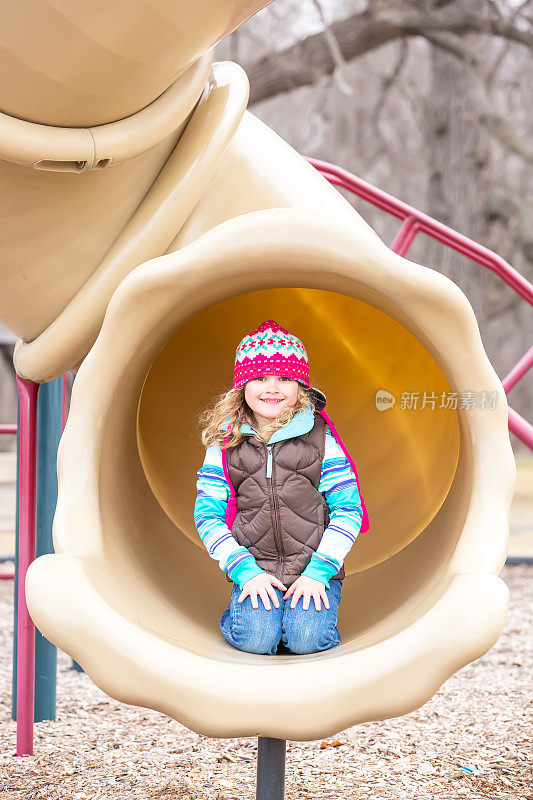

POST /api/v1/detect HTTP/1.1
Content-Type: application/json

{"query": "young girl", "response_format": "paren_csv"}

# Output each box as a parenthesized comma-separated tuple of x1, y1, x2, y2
(194, 319, 369, 655)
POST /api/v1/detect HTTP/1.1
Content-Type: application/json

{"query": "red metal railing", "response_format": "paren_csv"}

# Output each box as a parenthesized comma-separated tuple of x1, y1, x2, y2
(309, 157, 533, 450)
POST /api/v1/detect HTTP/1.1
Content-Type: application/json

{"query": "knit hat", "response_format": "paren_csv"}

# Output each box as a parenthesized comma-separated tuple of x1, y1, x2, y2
(233, 320, 327, 411)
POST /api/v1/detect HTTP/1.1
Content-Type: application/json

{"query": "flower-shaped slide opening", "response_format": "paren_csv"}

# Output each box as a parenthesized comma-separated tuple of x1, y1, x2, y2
(25, 210, 514, 740)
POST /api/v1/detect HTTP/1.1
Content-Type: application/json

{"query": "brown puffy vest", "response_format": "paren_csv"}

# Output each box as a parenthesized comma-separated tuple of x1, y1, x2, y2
(225, 412, 345, 586)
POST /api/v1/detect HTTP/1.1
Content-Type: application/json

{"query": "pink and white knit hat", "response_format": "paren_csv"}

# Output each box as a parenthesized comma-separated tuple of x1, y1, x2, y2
(233, 320, 327, 410)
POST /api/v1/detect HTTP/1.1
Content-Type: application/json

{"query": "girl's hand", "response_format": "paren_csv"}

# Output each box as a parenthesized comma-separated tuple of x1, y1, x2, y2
(239, 573, 287, 610)
(283, 575, 330, 611)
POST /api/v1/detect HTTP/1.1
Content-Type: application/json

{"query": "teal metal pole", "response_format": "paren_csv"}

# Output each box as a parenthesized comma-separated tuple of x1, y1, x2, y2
(61, 372, 85, 675)
(34, 378, 62, 720)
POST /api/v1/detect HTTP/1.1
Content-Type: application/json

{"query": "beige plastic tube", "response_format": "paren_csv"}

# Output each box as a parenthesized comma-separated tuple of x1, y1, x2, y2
(0, 0, 272, 126)
(25, 208, 515, 740)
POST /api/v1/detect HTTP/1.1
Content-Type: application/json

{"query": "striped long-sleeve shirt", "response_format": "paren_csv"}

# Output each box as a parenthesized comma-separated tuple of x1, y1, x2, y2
(194, 414, 363, 590)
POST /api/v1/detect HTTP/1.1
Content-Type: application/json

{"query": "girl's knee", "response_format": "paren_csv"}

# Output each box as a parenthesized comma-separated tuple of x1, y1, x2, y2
(221, 602, 282, 654)
(224, 624, 280, 654)
(284, 622, 342, 654)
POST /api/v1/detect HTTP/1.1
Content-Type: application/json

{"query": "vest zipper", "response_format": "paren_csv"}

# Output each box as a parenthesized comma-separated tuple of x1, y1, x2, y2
(266, 442, 284, 578)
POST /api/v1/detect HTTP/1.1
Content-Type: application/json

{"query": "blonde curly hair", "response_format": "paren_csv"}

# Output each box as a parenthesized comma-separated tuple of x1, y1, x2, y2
(198, 381, 317, 450)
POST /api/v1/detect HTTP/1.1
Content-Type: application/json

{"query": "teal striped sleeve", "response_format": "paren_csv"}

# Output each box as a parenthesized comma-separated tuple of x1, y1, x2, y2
(194, 443, 266, 590)
(300, 426, 363, 588)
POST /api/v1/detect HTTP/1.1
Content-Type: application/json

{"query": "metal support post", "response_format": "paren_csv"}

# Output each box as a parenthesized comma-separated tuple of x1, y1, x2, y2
(256, 737, 286, 800)
(13, 377, 40, 755)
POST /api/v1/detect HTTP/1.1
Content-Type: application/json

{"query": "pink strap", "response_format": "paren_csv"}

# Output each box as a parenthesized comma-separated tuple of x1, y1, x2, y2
(221, 432, 232, 485)
(222, 432, 238, 528)
(318, 410, 370, 533)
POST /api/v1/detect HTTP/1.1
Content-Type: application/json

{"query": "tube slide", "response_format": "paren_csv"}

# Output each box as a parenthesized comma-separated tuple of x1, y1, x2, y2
(25, 209, 515, 740)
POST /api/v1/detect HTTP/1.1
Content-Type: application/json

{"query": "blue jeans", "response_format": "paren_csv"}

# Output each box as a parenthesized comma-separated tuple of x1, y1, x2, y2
(220, 579, 343, 655)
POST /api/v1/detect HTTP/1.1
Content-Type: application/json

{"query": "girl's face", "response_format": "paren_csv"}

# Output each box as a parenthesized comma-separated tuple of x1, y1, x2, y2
(244, 375, 299, 425)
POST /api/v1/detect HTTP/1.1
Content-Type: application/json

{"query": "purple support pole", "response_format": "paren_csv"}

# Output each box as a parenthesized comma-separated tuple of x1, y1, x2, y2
(15, 376, 40, 756)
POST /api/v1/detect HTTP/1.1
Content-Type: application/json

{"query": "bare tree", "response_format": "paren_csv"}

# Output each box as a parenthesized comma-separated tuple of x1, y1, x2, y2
(242, 0, 533, 161)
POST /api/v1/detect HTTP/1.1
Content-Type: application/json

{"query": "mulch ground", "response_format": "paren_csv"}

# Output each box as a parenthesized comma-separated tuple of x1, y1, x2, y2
(0, 564, 531, 799)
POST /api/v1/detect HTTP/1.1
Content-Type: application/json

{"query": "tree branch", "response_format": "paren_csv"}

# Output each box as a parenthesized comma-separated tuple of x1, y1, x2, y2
(311, 0, 354, 96)
(246, 5, 533, 105)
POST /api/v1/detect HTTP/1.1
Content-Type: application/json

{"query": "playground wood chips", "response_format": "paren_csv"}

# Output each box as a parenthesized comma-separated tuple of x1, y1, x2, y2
(1, 565, 531, 799)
